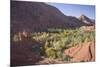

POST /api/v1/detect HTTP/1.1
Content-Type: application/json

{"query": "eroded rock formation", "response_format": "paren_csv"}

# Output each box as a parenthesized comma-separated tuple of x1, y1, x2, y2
(64, 42, 95, 62)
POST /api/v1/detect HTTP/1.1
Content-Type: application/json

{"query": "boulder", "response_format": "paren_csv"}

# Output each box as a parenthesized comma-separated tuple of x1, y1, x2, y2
(64, 42, 95, 62)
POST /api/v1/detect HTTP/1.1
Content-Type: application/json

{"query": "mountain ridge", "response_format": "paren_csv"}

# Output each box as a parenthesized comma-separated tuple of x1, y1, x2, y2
(79, 14, 95, 25)
(11, 1, 94, 35)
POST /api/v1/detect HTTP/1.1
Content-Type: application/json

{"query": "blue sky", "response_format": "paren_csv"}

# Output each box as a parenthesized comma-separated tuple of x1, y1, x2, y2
(47, 3, 95, 19)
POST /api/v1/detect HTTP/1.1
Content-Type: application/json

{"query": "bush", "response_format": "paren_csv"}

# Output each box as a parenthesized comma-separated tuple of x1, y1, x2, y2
(45, 48, 57, 59)
(31, 28, 95, 60)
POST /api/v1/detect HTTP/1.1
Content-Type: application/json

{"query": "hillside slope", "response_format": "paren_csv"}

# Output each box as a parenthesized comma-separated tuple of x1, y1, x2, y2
(11, 1, 89, 34)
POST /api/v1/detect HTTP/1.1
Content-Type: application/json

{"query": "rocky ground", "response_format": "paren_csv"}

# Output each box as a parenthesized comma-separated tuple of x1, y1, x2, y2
(64, 41, 95, 62)
(35, 41, 95, 64)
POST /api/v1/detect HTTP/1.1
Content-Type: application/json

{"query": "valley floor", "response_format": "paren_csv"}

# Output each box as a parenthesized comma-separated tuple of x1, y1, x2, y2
(11, 26, 95, 66)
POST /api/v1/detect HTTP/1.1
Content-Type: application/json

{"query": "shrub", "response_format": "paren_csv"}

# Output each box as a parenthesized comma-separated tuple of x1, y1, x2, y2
(31, 28, 95, 61)
(45, 48, 57, 59)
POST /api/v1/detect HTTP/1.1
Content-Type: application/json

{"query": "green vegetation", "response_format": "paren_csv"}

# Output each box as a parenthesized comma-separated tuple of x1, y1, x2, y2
(12, 27, 95, 62)
(32, 28, 95, 61)
(12, 28, 95, 61)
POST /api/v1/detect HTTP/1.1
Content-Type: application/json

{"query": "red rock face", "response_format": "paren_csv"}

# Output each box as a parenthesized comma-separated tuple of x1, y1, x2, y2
(64, 42, 95, 62)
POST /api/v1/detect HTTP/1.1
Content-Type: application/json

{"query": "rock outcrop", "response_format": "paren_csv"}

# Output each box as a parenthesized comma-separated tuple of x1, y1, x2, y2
(64, 42, 95, 62)
(79, 15, 95, 25)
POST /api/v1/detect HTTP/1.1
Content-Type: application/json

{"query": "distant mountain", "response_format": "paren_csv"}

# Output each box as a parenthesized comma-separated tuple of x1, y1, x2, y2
(79, 15, 95, 25)
(11, 1, 93, 35)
